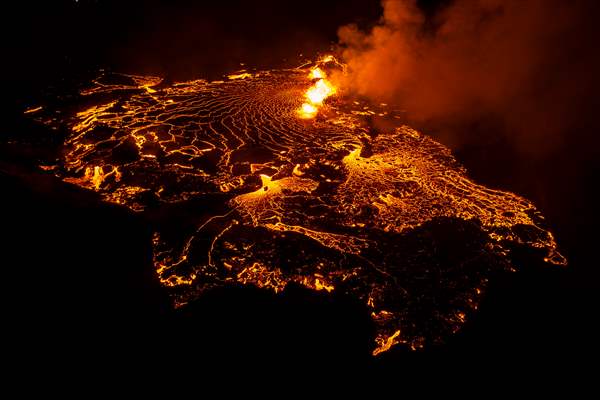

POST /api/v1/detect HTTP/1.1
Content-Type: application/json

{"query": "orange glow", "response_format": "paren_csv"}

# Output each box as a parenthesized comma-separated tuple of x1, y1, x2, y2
(299, 103, 318, 118)
(306, 79, 336, 105)
(298, 58, 338, 119)
(90, 166, 104, 189)
(373, 330, 402, 356)
(309, 67, 324, 80)
(227, 72, 253, 80)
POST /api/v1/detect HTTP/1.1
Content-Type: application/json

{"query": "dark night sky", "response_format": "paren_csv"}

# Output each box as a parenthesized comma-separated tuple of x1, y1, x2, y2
(5, 0, 382, 97)
(2, 0, 599, 377)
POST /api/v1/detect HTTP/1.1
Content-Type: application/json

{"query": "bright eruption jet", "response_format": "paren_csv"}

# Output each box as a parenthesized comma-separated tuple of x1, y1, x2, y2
(298, 57, 338, 118)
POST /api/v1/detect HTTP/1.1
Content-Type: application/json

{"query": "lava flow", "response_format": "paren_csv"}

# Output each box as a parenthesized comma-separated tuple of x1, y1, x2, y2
(25, 56, 566, 355)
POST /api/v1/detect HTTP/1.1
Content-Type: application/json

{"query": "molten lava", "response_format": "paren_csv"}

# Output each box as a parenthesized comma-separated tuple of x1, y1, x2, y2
(298, 57, 338, 118)
(300, 103, 318, 116)
(25, 55, 566, 356)
(309, 67, 325, 80)
(306, 79, 336, 105)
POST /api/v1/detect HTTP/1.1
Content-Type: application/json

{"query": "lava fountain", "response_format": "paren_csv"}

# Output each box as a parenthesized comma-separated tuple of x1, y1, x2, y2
(298, 56, 339, 118)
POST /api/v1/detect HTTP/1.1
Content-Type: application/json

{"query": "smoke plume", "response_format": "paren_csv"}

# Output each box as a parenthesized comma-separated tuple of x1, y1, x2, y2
(335, 0, 600, 157)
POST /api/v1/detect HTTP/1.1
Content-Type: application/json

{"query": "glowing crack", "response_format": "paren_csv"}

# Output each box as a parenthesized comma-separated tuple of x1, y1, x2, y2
(28, 57, 566, 355)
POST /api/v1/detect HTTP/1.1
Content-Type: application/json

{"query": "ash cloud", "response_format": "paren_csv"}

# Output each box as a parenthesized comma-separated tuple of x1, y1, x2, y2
(335, 0, 600, 157)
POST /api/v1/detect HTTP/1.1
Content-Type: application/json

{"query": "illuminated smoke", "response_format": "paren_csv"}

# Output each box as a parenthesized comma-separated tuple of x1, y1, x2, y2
(335, 0, 600, 156)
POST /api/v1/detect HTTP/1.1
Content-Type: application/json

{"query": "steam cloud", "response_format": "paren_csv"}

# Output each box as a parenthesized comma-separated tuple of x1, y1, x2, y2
(335, 0, 600, 157)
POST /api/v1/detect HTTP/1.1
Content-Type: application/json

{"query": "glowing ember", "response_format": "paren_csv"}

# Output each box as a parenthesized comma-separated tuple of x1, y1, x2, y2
(26, 56, 566, 356)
